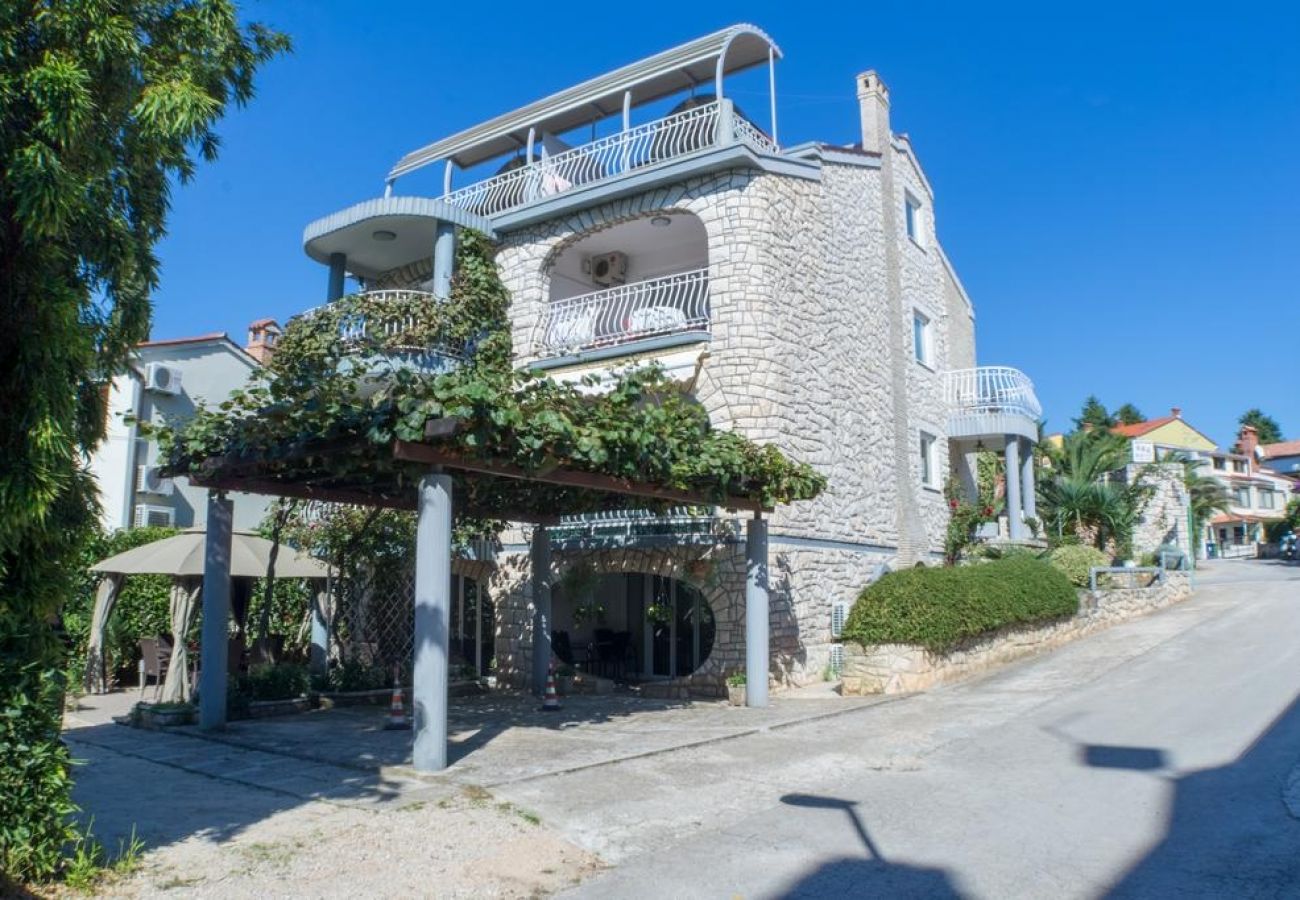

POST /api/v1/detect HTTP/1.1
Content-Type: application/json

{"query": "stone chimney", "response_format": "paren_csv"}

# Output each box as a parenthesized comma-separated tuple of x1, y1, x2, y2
(1238, 425, 1259, 471)
(857, 70, 890, 154)
(1171, 407, 1182, 419)
(245, 318, 281, 365)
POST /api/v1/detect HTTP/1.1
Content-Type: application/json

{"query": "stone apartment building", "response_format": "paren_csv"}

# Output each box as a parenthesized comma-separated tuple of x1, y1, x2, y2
(296, 25, 1042, 694)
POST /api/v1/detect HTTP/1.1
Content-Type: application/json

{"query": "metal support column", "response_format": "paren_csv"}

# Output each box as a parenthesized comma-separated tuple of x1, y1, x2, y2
(198, 493, 234, 730)
(745, 514, 769, 708)
(412, 472, 453, 772)
(1005, 437, 1024, 541)
(327, 252, 347, 302)
(432, 221, 456, 302)
(530, 527, 552, 696)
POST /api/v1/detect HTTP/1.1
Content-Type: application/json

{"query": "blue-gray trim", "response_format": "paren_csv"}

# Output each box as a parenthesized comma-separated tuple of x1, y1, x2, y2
(490, 143, 819, 232)
(303, 196, 498, 259)
(785, 142, 884, 170)
(524, 332, 710, 372)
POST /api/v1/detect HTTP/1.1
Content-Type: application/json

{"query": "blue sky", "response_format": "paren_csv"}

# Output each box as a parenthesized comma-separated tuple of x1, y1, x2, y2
(152, 1, 1299, 449)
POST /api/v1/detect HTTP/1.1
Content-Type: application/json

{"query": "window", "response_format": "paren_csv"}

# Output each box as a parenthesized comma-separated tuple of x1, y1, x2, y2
(913, 310, 932, 366)
(1233, 486, 1250, 507)
(919, 432, 938, 488)
(1212, 457, 1226, 470)
(1259, 490, 1276, 510)
(904, 194, 921, 242)
(1232, 459, 1248, 473)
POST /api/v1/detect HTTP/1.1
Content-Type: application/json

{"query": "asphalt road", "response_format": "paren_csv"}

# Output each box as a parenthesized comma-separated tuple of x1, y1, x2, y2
(494, 560, 1300, 899)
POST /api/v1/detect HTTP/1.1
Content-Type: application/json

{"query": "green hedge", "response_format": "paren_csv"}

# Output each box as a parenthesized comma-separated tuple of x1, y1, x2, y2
(1047, 544, 1111, 587)
(842, 557, 1080, 653)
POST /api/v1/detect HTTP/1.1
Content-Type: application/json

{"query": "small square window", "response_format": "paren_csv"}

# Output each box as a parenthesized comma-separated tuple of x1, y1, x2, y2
(1233, 486, 1250, 507)
(905, 194, 921, 243)
(919, 432, 937, 488)
(913, 310, 931, 366)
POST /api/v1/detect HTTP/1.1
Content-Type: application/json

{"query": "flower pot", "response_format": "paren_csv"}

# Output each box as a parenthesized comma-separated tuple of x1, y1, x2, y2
(727, 684, 746, 706)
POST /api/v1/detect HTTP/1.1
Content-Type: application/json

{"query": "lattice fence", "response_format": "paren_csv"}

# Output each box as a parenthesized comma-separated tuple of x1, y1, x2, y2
(332, 561, 417, 669)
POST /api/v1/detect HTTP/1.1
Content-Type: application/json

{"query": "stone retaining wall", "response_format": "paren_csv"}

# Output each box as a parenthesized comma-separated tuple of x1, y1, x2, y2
(840, 572, 1191, 695)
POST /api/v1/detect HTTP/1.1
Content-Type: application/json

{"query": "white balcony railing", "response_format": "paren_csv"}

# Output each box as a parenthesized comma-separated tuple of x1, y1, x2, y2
(945, 366, 1042, 420)
(534, 268, 710, 357)
(443, 100, 777, 218)
(297, 290, 464, 380)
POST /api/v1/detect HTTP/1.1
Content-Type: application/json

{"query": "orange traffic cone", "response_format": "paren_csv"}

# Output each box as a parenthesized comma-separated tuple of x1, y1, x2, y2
(541, 665, 561, 712)
(384, 674, 411, 730)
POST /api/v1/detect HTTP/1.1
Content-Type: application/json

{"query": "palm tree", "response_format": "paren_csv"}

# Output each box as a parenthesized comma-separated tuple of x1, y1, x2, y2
(1039, 430, 1148, 553)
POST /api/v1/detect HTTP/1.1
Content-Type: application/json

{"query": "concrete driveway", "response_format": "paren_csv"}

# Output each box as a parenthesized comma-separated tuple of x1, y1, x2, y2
(487, 559, 1300, 898)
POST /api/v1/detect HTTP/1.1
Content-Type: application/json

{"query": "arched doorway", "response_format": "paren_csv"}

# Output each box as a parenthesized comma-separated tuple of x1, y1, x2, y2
(553, 571, 715, 680)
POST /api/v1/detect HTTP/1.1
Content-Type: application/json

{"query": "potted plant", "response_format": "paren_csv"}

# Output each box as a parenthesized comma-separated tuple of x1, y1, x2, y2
(726, 671, 746, 706)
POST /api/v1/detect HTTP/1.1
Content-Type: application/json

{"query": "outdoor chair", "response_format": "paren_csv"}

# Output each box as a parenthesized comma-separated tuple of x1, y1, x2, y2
(138, 636, 171, 698)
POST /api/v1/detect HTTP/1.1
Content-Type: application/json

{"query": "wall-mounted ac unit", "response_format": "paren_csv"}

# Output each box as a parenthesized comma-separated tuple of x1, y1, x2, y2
(584, 251, 628, 287)
(144, 362, 182, 395)
(830, 601, 849, 638)
(136, 465, 174, 496)
(133, 503, 174, 529)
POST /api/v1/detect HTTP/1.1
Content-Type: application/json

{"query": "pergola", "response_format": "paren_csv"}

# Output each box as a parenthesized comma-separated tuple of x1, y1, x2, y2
(188, 434, 776, 772)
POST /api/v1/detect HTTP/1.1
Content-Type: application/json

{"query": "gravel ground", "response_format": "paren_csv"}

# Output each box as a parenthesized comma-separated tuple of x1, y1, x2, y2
(97, 787, 603, 899)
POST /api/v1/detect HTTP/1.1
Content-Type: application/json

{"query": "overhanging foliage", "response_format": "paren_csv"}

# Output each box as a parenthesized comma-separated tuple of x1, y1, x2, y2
(160, 232, 826, 516)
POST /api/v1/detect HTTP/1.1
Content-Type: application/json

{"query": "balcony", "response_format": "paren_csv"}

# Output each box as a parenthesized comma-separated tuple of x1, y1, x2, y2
(945, 366, 1041, 443)
(295, 290, 464, 394)
(443, 101, 777, 220)
(533, 268, 710, 361)
(547, 506, 737, 549)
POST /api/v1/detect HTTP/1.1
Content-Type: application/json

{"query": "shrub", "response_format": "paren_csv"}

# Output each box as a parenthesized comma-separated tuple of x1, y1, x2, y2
(842, 557, 1079, 653)
(1047, 545, 1111, 587)
(238, 663, 310, 701)
(317, 659, 392, 693)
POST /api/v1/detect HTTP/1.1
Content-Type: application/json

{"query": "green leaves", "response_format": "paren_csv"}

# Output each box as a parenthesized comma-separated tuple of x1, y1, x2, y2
(162, 233, 825, 518)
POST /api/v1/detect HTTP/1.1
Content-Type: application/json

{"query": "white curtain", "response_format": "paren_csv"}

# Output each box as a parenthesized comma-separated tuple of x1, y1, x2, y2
(159, 577, 202, 703)
(84, 574, 123, 694)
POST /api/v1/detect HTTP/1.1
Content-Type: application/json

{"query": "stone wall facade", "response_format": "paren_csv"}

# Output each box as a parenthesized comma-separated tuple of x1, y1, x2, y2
(476, 144, 971, 690)
(840, 572, 1192, 695)
(1127, 462, 1193, 559)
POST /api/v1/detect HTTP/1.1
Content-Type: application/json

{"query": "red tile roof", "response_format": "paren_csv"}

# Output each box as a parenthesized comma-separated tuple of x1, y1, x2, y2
(1261, 439, 1300, 458)
(1111, 416, 1177, 438)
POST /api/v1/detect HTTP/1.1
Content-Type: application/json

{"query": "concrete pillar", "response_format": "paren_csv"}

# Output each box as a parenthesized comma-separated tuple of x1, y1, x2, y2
(1004, 437, 1024, 541)
(1020, 438, 1037, 522)
(957, 449, 980, 503)
(327, 252, 347, 302)
(745, 515, 769, 708)
(309, 581, 329, 676)
(412, 472, 453, 772)
(198, 493, 234, 730)
(432, 221, 456, 301)
(530, 527, 552, 696)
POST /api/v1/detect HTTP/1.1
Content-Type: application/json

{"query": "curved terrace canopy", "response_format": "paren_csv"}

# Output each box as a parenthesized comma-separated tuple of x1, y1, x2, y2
(388, 23, 781, 180)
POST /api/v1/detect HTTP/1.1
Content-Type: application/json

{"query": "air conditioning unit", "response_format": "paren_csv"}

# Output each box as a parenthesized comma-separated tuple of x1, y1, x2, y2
(133, 503, 174, 529)
(584, 251, 628, 287)
(144, 362, 182, 395)
(136, 465, 174, 496)
(830, 601, 849, 638)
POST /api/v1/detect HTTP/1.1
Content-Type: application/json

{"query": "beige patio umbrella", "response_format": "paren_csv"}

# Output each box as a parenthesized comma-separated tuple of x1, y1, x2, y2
(87, 530, 330, 701)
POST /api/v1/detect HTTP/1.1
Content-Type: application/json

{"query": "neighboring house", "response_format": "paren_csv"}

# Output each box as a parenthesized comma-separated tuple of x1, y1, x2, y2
(89, 323, 278, 534)
(1110, 411, 1290, 558)
(292, 25, 1041, 691)
(1259, 439, 1300, 481)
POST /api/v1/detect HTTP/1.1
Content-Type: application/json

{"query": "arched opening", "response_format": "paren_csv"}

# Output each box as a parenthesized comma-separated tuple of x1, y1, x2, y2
(537, 212, 710, 357)
(552, 571, 715, 680)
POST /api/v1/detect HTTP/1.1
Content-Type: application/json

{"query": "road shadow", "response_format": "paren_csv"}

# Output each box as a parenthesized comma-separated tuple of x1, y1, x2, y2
(1102, 694, 1300, 896)
(774, 794, 963, 898)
